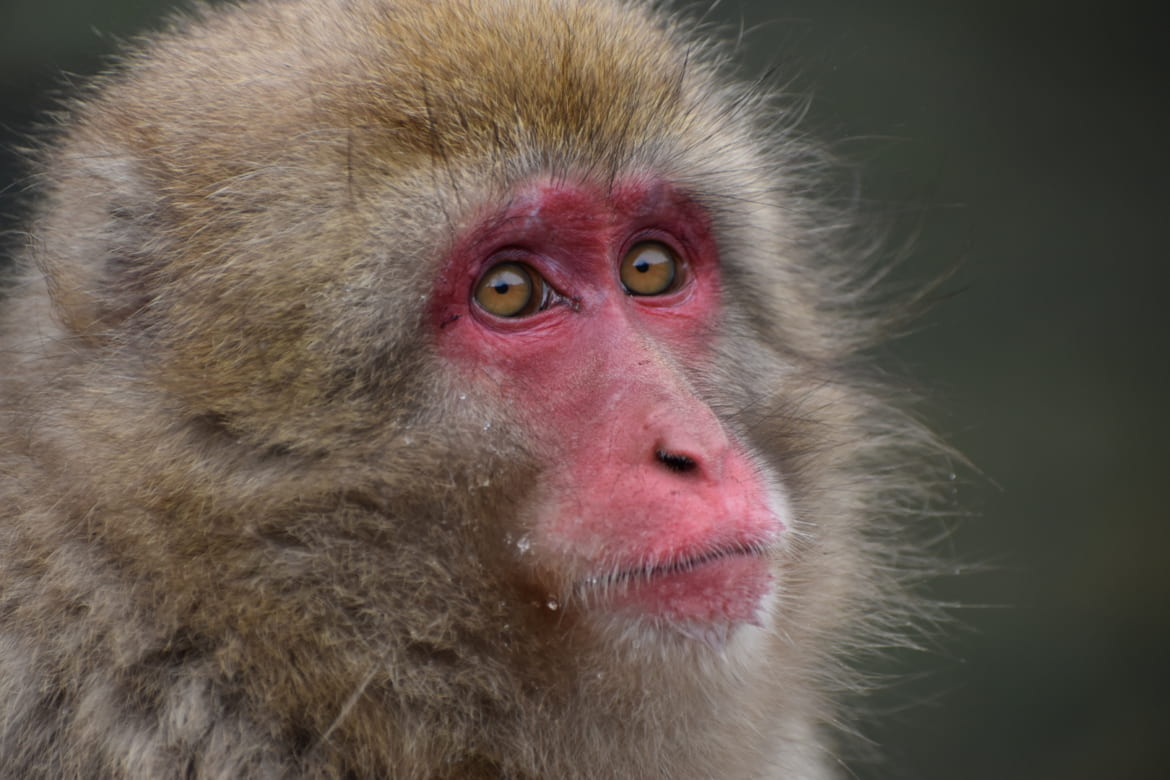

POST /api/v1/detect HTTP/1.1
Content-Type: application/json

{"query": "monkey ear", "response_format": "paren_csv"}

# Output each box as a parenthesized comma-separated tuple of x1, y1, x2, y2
(33, 138, 161, 340)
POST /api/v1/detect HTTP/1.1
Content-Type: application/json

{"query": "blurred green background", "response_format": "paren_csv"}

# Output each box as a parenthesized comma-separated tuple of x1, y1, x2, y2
(2, 1, 1166, 777)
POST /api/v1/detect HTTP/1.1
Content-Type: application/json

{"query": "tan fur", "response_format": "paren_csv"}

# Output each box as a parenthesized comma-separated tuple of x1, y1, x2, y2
(0, 1, 941, 777)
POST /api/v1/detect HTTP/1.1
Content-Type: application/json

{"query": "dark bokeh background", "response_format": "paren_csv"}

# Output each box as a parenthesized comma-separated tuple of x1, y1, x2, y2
(2, 1, 1166, 777)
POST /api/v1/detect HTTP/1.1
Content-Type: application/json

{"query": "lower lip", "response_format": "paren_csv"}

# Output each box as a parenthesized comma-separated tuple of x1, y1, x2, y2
(606, 553, 773, 625)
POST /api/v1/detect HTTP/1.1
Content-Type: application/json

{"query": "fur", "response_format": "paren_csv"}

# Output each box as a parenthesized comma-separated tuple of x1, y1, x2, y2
(0, 1, 943, 777)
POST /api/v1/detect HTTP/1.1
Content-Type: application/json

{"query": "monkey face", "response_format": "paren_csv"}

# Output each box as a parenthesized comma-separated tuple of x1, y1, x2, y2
(430, 176, 790, 636)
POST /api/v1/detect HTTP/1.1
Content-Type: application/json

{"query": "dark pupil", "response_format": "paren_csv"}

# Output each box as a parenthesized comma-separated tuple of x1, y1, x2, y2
(491, 280, 512, 294)
(634, 258, 651, 273)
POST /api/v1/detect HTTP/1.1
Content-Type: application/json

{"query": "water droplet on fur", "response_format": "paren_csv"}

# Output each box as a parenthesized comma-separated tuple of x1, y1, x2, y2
(515, 536, 531, 554)
(546, 598, 559, 611)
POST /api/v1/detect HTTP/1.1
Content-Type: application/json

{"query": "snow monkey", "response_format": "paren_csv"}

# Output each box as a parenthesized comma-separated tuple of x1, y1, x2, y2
(0, 0, 943, 777)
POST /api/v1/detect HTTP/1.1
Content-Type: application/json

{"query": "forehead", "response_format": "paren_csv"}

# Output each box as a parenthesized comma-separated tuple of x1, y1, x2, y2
(318, 0, 714, 171)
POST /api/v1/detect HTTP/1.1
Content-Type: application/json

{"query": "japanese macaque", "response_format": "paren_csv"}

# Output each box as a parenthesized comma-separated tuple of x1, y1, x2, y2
(0, 0, 941, 777)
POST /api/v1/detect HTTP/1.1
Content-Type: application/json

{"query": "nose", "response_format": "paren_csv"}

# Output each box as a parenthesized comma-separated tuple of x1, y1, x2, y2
(624, 384, 732, 485)
(656, 448, 698, 474)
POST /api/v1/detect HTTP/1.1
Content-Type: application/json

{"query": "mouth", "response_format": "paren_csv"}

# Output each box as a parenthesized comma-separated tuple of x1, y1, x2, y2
(576, 541, 774, 626)
(583, 541, 765, 586)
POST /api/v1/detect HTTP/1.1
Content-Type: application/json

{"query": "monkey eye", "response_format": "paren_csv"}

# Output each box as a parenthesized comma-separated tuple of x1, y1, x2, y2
(473, 261, 551, 318)
(619, 241, 679, 296)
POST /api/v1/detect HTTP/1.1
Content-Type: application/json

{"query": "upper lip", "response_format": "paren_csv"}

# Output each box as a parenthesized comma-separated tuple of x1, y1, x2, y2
(577, 539, 767, 593)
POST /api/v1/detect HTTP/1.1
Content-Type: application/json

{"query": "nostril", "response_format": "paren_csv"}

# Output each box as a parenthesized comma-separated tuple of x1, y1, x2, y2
(656, 449, 697, 474)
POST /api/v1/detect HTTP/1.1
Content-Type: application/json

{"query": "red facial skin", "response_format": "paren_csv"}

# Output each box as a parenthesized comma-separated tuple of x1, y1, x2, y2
(433, 176, 785, 630)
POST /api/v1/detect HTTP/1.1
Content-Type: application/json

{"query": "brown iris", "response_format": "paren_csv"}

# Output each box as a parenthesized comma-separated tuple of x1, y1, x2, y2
(474, 262, 549, 317)
(620, 241, 678, 296)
